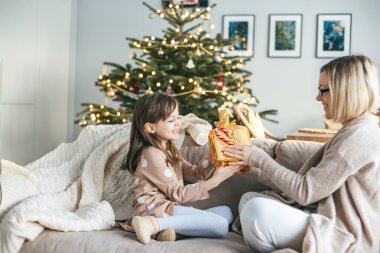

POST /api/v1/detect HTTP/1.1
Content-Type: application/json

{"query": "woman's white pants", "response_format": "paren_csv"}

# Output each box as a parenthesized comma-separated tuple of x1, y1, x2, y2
(239, 192, 310, 253)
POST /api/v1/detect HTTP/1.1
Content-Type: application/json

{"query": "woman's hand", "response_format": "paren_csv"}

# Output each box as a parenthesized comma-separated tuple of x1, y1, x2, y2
(204, 165, 241, 191)
(222, 144, 257, 166)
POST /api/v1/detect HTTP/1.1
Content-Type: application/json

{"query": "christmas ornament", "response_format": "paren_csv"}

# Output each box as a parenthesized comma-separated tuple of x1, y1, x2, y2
(237, 75, 244, 84)
(134, 82, 141, 89)
(215, 53, 224, 62)
(149, 13, 155, 19)
(217, 68, 223, 89)
(194, 85, 203, 95)
(145, 87, 154, 94)
(186, 58, 195, 69)
(166, 85, 173, 94)
(139, 83, 146, 95)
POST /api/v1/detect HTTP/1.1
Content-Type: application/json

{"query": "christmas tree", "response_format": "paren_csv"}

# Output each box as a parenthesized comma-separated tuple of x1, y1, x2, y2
(76, 1, 277, 127)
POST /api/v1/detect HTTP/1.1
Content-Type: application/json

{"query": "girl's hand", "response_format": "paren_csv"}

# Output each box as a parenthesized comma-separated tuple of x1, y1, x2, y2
(223, 144, 257, 166)
(204, 165, 241, 191)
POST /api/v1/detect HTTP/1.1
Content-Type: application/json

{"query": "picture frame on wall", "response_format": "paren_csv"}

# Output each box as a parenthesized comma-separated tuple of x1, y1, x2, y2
(162, 0, 208, 8)
(268, 14, 303, 58)
(222, 15, 255, 57)
(316, 14, 352, 58)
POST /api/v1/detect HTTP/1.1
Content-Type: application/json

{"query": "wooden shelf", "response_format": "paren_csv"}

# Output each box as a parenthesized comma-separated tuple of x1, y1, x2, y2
(287, 132, 334, 143)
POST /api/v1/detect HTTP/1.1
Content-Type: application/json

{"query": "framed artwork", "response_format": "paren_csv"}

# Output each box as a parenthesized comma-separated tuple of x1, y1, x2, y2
(316, 14, 352, 58)
(268, 14, 303, 58)
(162, 0, 208, 8)
(222, 15, 255, 57)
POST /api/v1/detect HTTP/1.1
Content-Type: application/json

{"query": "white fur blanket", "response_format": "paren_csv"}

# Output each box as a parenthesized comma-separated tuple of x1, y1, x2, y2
(0, 114, 211, 253)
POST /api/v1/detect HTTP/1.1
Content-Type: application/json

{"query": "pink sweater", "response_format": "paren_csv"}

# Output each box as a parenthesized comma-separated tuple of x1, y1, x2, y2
(132, 146, 214, 218)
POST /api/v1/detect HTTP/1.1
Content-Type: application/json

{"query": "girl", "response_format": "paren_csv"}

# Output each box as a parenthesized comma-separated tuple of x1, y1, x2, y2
(122, 92, 240, 244)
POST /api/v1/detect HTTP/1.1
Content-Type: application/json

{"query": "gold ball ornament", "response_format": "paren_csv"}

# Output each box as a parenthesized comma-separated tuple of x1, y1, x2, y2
(237, 75, 244, 83)
(106, 89, 116, 98)
(149, 13, 155, 19)
(194, 86, 203, 95)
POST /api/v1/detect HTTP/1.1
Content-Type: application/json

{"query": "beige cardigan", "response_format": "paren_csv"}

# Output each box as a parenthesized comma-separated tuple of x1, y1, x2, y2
(249, 114, 380, 253)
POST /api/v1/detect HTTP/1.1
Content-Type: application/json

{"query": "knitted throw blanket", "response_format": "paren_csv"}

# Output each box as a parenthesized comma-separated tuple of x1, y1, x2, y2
(0, 114, 211, 253)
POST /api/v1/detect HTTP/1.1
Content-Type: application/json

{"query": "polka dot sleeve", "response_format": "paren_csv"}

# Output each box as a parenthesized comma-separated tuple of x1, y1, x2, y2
(138, 147, 209, 204)
(181, 157, 214, 183)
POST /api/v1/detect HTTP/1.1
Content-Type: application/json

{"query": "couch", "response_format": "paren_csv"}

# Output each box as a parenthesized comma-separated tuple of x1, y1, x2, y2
(18, 136, 323, 253)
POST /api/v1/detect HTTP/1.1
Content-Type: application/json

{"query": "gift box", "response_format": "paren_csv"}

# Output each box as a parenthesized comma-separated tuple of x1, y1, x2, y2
(209, 110, 251, 167)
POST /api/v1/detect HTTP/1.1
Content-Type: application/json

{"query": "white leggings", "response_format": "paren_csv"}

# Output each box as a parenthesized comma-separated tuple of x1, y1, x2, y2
(156, 205, 233, 237)
(239, 192, 310, 253)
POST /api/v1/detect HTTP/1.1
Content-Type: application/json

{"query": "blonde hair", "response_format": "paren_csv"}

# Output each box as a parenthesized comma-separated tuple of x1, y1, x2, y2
(321, 55, 379, 123)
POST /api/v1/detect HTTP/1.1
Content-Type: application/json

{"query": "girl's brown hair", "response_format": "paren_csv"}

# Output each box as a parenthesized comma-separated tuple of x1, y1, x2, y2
(121, 92, 182, 173)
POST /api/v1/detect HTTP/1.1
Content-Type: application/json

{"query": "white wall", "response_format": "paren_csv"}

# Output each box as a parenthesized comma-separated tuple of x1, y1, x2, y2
(0, 0, 76, 165)
(74, 0, 380, 138)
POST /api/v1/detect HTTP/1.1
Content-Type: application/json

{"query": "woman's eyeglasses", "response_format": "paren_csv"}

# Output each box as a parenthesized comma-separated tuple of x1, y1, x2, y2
(318, 87, 330, 96)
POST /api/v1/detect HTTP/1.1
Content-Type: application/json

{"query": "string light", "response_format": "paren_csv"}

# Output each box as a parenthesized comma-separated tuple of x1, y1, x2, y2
(78, 2, 260, 127)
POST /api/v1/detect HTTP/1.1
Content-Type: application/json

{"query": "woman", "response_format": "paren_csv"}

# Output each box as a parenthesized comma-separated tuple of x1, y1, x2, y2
(223, 55, 380, 252)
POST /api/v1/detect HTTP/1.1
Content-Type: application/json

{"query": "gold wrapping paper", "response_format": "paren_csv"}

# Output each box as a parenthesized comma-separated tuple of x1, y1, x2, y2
(209, 110, 251, 167)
